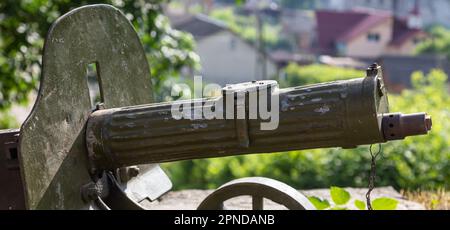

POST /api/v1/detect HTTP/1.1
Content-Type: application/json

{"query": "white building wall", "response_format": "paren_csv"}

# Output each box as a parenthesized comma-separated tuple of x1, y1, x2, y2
(195, 31, 278, 86)
(318, 0, 450, 28)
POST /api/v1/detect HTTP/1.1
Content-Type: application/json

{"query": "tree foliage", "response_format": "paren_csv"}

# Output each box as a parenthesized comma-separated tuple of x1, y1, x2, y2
(308, 186, 398, 210)
(0, 0, 199, 114)
(209, 7, 292, 51)
(281, 64, 364, 87)
(416, 25, 450, 59)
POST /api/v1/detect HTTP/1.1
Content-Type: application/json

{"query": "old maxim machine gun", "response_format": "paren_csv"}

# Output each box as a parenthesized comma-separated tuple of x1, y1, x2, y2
(0, 5, 432, 210)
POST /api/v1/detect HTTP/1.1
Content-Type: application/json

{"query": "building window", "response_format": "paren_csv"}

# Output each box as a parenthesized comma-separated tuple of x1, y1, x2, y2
(336, 42, 347, 56)
(367, 33, 381, 42)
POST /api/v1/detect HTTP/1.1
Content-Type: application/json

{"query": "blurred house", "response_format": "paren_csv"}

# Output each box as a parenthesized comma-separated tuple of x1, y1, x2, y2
(315, 54, 450, 93)
(173, 14, 278, 86)
(316, 7, 427, 58)
(318, 0, 450, 28)
(318, 0, 403, 12)
(376, 55, 450, 93)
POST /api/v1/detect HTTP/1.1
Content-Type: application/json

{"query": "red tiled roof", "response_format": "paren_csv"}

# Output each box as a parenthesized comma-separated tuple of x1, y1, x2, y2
(316, 9, 425, 54)
(316, 10, 390, 54)
(337, 13, 391, 42)
(389, 18, 425, 46)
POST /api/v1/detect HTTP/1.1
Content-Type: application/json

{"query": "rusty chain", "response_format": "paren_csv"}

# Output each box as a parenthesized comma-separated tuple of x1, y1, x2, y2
(366, 143, 382, 210)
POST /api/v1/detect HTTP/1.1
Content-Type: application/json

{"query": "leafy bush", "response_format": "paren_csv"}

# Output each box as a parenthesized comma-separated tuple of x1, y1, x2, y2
(163, 65, 450, 191)
(0, 110, 18, 129)
(308, 186, 398, 210)
(416, 25, 450, 59)
(281, 64, 364, 87)
(209, 7, 291, 51)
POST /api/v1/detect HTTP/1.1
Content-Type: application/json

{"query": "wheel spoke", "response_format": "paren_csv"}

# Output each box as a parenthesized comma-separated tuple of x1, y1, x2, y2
(197, 177, 315, 210)
(252, 195, 264, 210)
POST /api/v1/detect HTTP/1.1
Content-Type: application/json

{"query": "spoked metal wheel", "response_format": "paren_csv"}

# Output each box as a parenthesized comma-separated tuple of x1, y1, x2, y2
(197, 177, 315, 210)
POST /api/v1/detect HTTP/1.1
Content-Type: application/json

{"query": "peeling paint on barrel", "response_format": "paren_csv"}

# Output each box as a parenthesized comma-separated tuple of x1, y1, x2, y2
(314, 105, 330, 115)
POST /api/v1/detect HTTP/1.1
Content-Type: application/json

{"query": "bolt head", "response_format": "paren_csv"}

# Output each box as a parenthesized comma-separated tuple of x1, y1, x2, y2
(369, 62, 379, 69)
(366, 63, 380, 77)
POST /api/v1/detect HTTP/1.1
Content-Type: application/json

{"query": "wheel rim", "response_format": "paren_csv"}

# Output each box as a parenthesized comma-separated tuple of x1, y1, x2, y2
(197, 177, 315, 210)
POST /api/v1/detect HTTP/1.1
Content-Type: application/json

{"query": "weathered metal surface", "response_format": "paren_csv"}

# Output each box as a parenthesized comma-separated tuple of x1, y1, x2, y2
(87, 74, 392, 169)
(18, 4, 170, 209)
(80, 173, 109, 204)
(0, 129, 25, 209)
(99, 173, 146, 210)
(197, 177, 316, 210)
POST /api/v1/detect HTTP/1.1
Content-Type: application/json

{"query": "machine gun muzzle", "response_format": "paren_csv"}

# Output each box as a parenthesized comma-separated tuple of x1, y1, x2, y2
(86, 65, 431, 171)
